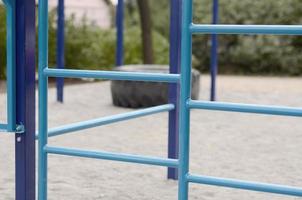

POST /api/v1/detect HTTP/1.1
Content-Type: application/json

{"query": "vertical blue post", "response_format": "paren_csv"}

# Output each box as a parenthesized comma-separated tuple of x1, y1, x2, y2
(38, 0, 49, 199)
(115, 0, 124, 66)
(56, 0, 64, 102)
(178, 0, 192, 198)
(168, 0, 181, 180)
(15, 0, 36, 199)
(210, 0, 219, 101)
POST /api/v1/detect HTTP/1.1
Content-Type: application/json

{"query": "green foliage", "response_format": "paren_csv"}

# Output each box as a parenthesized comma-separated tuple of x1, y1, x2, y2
(125, 0, 302, 75)
(192, 0, 302, 75)
(2, 1, 302, 78)
(48, 10, 169, 71)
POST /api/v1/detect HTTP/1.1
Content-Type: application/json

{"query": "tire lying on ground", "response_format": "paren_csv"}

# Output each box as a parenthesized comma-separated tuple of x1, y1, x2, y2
(111, 65, 200, 108)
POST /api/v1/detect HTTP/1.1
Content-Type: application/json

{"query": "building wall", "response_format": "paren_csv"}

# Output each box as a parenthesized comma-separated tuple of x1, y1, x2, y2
(48, 0, 111, 28)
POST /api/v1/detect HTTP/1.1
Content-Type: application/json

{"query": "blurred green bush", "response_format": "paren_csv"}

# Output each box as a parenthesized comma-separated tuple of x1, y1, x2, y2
(192, 0, 302, 75)
(0, 8, 169, 79)
(48, 10, 169, 70)
(1, 1, 302, 79)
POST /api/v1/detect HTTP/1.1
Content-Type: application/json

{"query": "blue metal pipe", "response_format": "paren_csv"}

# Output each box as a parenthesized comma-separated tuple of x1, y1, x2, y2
(56, 0, 65, 103)
(3, 0, 16, 132)
(39, 104, 174, 138)
(168, 0, 182, 180)
(190, 24, 302, 35)
(188, 100, 302, 117)
(15, 0, 36, 198)
(210, 0, 218, 101)
(178, 0, 193, 198)
(187, 174, 302, 197)
(44, 146, 179, 168)
(0, 123, 8, 131)
(115, 0, 124, 66)
(44, 68, 180, 83)
(38, 0, 49, 199)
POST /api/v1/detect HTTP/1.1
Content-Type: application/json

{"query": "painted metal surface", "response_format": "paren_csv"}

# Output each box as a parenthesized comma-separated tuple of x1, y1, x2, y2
(168, 0, 181, 180)
(45, 146, 179, 168)
(178, 0, 192, 198)
(38, 0, 49, 199)
(190, 24, 302, 35)
(56, 0, 64, 102)
(44, 68, 180, 82)
(2, 0, 16, 132)
(210, 0, 218, 101)
(15, 0, 36, 199)
(45, 104, 174, 138)
(189, 100, 302, 117)
(115, 0, 124, 66)
(187, 174, 302, 197)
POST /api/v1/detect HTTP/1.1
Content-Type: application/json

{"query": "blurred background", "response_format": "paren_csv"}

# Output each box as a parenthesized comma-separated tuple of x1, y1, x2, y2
(1, 0, 302, 79)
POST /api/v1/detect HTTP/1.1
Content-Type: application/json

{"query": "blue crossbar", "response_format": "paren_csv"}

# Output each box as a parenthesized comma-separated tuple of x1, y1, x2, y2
(44, 146, 179, 168)
(0, 123, 8, 131)
(187, 174, 302, 197)
(189, 100, 302, 117)
(190, 24, 302, 35)
(42, 104, 174, 138)
(44, 68, 180, 83)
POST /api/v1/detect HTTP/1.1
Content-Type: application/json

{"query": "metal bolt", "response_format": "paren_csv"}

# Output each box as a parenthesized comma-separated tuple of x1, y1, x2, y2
(16, 137, 22, 142)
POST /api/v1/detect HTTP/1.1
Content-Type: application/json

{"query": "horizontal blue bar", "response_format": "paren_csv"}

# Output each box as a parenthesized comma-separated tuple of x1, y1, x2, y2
(36, 104, 174, 139)
(44, 68, 180, 83)
(0, 123, 8, 131)
(0, 123, 24, 133)
(190, 24, 302, 35)
(44, 146, 179, 168)
(189, 100, 302, 117)
(187, 174, 302, 197)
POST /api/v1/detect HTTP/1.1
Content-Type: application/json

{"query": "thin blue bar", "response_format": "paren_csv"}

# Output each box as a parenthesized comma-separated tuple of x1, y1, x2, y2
(44, 146, 179, 168)
(190, 24, 302, 35)
(56, 0, 65, 103)
(178, 0, 193, 198)
(44, 68, 180, 83)
(3, 0, 16, 132)
(210, 0, 218, 101)
(0, 123, 8, 131)
(189, 100, 302, 117)
(187, 174, 302, 197)
(115, 0, 124, 66)
(38, 0, 49, 199)
(43, 104, 174, 138)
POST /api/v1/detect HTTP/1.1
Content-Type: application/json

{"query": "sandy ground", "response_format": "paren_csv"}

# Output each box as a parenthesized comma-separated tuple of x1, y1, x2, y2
(1, 75, 302, 200)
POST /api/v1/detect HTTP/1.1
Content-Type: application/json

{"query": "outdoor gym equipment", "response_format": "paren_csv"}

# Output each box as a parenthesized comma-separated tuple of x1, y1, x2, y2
(2, 0, 302, 199)
(38, 0, 302, 199)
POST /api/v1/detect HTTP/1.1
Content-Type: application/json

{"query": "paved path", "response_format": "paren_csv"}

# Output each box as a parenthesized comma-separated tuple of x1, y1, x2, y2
(0, 75, 302, 200)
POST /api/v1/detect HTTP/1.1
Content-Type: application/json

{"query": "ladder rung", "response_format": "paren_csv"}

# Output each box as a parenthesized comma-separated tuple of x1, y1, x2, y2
(37, 104, 174, 138)
(188, 100, 302, 117)
(44, 68, 180, 83)
(0, 123, 25, 133)
(187, 174, 302, 197)
(44, 146, 179, 168)
(190, 24, 302, 35)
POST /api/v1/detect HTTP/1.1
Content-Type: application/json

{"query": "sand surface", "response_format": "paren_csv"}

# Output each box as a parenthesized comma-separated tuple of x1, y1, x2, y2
(0, 75, 302, 200)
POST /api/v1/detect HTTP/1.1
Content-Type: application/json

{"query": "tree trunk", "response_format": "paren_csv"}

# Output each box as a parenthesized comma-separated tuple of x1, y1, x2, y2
(136, 0, 154, 64)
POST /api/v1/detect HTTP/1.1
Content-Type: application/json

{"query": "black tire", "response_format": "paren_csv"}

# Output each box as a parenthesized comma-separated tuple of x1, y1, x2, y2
(111, 65, 200, 108)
